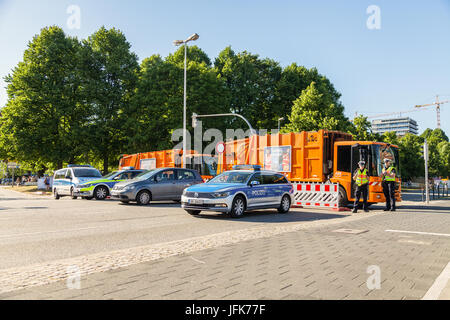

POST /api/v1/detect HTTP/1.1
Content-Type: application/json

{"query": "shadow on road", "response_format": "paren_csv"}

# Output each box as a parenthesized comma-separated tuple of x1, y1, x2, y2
(191, 210, 348, 224)
(117, 201, 180, 208)
(397, 205, 450, 212)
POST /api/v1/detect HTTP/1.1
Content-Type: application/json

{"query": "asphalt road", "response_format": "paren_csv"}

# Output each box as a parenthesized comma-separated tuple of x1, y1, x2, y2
(0, 187, 449, 300)
(0, 187, 354, 270)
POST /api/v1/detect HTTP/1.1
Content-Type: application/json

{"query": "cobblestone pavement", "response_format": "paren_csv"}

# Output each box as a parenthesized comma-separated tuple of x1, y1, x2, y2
(2, 207, 450, 300)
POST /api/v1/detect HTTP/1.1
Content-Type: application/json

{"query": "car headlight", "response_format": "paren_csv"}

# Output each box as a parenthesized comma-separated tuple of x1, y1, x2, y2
(124, 185, 136, 191)
(213, 192, 230, 198)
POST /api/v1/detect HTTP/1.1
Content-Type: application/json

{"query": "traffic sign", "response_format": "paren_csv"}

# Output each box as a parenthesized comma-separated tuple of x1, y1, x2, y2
(7, 162, 20, 169)
(216, 142, 225, 154)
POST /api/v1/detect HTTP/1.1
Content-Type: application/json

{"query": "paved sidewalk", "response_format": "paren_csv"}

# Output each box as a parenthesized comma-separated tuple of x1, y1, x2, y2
(2, 209, 449, 300)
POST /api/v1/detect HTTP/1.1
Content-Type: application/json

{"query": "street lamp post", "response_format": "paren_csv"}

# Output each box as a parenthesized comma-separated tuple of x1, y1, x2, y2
(173, 33, 200, 168)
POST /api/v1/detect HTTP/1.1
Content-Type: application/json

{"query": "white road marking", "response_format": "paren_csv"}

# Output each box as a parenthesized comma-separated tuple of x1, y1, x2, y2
(0, 227, 102, 239)
(422, 262, 450, 300)
(386, 230, 450, 238)
(190, 257, 206, 264)
(398, 239, 432, 245)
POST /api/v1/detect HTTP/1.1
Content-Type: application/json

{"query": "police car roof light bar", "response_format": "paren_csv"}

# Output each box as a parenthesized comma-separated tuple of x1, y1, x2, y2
(67, 164, 93, 168)
(232, 165, 262, 171)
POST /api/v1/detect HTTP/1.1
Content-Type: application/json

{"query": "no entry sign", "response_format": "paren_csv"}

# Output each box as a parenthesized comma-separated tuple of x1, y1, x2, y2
(216, 142, 225, 154)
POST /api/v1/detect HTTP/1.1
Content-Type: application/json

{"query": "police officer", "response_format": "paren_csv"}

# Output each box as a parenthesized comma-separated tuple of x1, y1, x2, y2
(381, 158, 396, 211)
(352, 160, 370, 213)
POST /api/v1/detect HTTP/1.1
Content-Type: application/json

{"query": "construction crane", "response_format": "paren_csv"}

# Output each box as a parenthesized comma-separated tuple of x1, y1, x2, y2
(415, 95, 449, 129)
(363, 109, 420, 120)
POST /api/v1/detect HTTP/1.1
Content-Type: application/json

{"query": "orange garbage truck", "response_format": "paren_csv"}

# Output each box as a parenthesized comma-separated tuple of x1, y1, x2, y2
(217, 130, 401, 206)
(119, 149, 217, 181)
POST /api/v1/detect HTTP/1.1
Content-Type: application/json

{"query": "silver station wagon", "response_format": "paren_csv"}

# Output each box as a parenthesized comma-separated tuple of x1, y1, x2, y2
(110, 168, 204, 205)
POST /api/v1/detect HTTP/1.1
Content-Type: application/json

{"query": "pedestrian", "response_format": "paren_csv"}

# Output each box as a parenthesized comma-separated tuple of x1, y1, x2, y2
(381, 158, 397, 212)
(352, 160, 370, 213)
(44, 175, 50, 192)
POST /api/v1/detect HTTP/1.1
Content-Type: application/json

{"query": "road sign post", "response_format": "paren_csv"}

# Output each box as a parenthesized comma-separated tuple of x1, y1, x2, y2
(7, 163, 20, 187)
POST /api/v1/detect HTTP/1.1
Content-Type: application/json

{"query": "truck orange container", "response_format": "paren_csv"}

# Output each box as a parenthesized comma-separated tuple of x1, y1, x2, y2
(119, 130, 401, 206)
(217, 130, 401, 206)
(119, 150, 217, 181)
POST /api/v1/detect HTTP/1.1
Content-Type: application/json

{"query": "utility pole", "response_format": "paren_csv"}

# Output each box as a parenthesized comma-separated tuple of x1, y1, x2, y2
(424, 139, 430, 204)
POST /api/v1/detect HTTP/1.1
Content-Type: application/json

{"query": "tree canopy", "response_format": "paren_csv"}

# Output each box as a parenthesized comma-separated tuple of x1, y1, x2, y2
(1, 26, 448, 180)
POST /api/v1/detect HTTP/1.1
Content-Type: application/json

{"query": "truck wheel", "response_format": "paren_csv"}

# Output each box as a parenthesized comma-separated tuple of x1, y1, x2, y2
(186, 210, 201, 215)
(54, 189, 60, 200)
(136, 190, 151, 205)
(338, 186, 348, 207)
(278, 195, 291, 214)
(94, 186, 108, 200)
(230, 196, 246, 218)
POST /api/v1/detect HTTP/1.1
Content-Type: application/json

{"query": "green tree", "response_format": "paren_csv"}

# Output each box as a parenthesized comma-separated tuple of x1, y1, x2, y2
(166, 45, 211, 66)
(81, 27, 139, 173)
(382, 131, 400, 146)
(420, 128, 449, 177)
(215, 47, 282, 129)
(127, 47, 230, 153)
(272, 63, 312, 122)
(351, 115, 375, 141)
(283, 82, 350, 132)
(0, 26, 86, 170)
(398, 133, 424, 180)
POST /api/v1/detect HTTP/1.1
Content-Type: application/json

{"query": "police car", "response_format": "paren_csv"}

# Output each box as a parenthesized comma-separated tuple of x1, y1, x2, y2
(73, 167, 146, 200)
(53, 165, 103, 200)
(181, 165, 294, 218)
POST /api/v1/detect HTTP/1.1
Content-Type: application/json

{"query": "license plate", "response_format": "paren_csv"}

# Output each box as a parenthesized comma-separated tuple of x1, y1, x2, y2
(189, 199, 203, 205)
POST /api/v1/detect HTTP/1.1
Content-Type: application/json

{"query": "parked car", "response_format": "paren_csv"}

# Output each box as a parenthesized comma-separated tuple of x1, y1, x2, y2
(111, 167, 204, 205)
(73, 167, 147, 200)
(53, 165, 102, 199)
(181, 165, 294, 218)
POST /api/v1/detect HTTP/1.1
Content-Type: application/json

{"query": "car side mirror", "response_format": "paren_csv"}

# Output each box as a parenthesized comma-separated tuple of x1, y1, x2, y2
(65, 175, 72, 180)
(250, 181, 260, 186)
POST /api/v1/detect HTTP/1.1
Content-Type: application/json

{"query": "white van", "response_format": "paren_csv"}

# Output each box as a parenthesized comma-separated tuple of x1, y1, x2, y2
(53, 165, 102, 199)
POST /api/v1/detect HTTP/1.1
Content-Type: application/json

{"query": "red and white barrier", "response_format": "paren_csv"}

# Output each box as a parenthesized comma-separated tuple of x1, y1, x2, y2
(292, 182, 339, 209)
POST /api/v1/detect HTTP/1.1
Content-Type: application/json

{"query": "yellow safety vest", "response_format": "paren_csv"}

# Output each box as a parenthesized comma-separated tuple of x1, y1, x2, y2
(356, 169, 369, 186)
(383, 166, 395, 182)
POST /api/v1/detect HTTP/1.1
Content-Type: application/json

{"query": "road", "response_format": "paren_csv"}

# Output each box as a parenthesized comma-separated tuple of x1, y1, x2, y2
(0, 187, 449, 300)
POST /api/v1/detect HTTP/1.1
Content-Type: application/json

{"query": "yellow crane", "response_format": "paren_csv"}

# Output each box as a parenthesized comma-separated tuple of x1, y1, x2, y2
(415, 95, 449, 129)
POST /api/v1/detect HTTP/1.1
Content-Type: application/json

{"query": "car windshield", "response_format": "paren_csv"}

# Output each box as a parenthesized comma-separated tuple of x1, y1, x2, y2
(102, 171, 119, 179)
(208, 171, 253, 184)
(73, 168, 102, 178)
(134, 169, 156, 180)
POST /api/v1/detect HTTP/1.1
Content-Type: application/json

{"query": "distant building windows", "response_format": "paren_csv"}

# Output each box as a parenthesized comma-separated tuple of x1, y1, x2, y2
(371, 117, 418, 137)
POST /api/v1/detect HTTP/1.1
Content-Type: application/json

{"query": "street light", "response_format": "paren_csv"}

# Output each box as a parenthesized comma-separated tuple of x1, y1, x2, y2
(278, 117, 285, 131)
(173, 33, 200, 168)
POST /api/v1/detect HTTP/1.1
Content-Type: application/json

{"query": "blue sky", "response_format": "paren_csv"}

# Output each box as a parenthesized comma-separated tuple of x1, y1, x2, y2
(1, 0, 450, 134)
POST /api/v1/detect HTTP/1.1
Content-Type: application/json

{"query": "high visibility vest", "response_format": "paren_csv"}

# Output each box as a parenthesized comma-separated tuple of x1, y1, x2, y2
(383, 166, 396, 182)
(356, 169, 369, 186)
